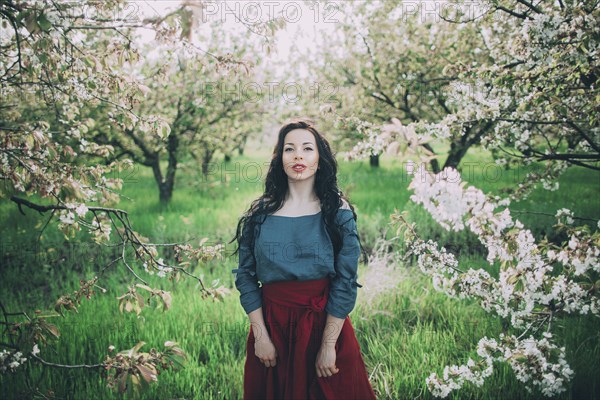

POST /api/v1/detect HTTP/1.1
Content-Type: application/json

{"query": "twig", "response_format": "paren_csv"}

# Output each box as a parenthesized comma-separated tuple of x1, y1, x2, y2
(30, 353, 106, 369)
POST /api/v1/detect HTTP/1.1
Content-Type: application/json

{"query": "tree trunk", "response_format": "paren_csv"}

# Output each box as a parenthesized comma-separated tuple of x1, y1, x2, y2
(442, 122, 493, 170)
(158, 181, 172, 204)
(151, 132, 180, 205)
(443, 141, 469, 170)
(422, 143, 441, 173)
(369, 153, 379, 167)
(237, 134, 249, 156)
(202, 148, 215, 177)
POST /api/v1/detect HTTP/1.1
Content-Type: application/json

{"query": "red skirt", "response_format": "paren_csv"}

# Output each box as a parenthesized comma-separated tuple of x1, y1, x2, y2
(243, 278, 377, 400)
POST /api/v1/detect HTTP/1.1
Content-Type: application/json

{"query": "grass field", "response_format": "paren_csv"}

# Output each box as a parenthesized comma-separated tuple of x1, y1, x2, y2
(1, 144, 599, 399)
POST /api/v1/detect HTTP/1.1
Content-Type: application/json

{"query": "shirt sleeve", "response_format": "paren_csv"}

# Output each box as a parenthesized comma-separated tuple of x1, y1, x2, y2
(231, 219, 262, 314)
(325, 213, 363, 319)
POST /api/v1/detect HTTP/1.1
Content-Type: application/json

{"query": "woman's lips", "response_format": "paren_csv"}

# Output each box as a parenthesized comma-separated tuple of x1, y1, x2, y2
(292, 165, 306, 172)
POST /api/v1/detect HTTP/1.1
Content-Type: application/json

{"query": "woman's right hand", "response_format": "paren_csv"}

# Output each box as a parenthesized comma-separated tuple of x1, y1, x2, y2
(254, 337, 278, 367)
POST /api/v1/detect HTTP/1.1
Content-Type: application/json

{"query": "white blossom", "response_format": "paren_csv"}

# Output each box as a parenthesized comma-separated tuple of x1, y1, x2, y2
(75, 203, 89, 217)
(59, 211, 76, 225)
(0, 349, 28, 373)
(404, 165, 598, 397)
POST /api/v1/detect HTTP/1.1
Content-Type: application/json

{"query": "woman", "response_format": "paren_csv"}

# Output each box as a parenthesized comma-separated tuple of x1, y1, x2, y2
(230, 118, 377, 399)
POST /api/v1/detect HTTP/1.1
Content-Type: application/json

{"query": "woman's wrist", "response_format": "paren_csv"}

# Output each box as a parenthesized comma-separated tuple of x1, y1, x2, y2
(250, 323, 270, 342)
(255, 332, 272, 343)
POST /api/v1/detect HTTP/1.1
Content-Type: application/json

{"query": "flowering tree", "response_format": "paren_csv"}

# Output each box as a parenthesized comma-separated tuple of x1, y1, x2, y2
(333, 0, 598, 199)
(318, 0, 599, 397)
(306, 0, 495, 171)
(0, 0, 281, 395)
(94, 36, 265, 203)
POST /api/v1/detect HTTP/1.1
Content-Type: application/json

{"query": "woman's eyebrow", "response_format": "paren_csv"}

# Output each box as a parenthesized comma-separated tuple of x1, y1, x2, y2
(284, 142, 314, 146)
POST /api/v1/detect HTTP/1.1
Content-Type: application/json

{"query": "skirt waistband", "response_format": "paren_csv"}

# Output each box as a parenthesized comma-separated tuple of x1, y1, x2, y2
(262, 278, 330, 312)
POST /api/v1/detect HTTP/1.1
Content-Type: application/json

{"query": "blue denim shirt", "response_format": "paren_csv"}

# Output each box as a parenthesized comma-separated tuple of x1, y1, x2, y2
(231, 208, 363, 319)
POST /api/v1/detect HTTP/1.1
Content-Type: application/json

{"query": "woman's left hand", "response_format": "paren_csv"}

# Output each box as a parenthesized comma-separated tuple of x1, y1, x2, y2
(316, 343, 339, 377)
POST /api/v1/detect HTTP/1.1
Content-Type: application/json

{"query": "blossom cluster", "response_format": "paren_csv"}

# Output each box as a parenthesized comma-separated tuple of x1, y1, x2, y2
(426, 332, 574, 398)
(0, 350, 27, 374)
(406, 161, 599, 323)
(333, 116, 384, 161)
(400, 161, 599, 396)
(335, 115, 442, 164)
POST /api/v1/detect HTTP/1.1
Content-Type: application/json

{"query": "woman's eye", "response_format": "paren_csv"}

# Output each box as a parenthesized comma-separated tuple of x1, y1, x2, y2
(285, 147, 312, 152)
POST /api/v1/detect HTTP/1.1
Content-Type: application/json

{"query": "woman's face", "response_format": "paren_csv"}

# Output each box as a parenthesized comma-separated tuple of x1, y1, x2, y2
(281, 129, 320, 182)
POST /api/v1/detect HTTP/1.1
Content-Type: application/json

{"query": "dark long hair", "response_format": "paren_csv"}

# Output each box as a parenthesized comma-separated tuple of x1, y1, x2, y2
(229, 117, 367, 265)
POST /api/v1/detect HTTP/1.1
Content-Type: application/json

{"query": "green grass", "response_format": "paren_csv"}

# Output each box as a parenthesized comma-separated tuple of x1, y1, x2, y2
(1, 145, 599, 399)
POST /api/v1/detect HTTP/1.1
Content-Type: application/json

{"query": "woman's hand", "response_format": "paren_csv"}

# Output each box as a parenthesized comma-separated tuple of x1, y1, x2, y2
(316, 343, 339, 377)
(254, 337, 278, 367)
